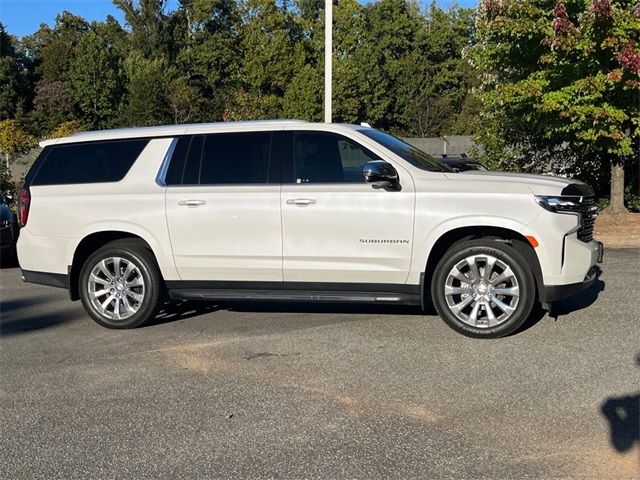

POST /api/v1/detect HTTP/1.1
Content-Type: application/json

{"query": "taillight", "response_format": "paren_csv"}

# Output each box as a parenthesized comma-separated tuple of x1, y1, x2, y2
(17, 187, 30, 227)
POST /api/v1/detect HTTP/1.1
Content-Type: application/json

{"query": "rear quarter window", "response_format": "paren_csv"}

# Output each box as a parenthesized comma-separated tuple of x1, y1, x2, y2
(30, 139, 149, 186)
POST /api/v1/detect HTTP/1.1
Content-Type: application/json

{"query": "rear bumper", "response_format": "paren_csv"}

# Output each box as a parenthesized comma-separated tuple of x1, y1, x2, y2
(541, 241, 603, 303)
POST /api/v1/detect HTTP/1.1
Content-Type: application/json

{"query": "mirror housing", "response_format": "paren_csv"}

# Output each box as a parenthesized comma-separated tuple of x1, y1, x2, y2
(362, 160, 401, 191)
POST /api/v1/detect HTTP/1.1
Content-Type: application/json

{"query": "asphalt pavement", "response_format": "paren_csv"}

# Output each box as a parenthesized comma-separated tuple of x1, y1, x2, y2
(1, 249, 638, 479)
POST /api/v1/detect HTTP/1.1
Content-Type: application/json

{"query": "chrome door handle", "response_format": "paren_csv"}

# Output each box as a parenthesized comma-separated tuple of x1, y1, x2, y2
(286, 198, 316, 206)
(178, 199, 206, 207)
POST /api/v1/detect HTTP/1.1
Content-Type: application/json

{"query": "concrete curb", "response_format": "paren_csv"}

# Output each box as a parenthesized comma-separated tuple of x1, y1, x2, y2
(596, 237, 640, 249)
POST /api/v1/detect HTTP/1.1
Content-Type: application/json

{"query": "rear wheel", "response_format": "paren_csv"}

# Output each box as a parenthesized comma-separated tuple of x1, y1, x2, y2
(432, 239, 535, 338)
(79, 239, 163, 328)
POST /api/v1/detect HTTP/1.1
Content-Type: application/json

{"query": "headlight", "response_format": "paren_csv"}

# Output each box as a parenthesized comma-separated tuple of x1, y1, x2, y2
(534, 195, 586, 213)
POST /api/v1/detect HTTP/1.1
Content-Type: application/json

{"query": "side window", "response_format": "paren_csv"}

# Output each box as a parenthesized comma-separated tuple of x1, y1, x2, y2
(183, 136, 204, 185)
(165, 136, 191, 185)
(293, 132, 379, 184)
(200, 132, 272, 185)
(31, 139, 149, 186)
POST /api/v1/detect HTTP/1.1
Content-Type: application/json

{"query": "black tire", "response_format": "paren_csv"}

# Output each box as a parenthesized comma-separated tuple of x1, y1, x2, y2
(431, 239, 535, 339)
(79, 239, 164, 329)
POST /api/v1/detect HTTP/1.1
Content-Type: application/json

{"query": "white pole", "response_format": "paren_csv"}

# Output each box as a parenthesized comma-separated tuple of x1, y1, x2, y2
(324, 0, 332, 123)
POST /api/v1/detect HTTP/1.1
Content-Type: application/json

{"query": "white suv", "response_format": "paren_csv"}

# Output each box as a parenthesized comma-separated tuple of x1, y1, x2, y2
(16, 120, 603, 338)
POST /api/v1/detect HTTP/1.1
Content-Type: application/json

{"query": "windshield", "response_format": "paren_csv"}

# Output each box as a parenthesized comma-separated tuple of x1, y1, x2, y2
(358, 129, 453, 173)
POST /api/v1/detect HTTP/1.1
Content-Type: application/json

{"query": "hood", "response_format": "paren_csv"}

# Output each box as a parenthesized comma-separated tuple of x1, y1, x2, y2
(441, 170, 593, 196)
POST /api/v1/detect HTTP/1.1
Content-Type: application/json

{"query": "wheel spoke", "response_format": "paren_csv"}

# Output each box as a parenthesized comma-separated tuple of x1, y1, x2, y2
(98, 260, 113, 280)
(490, 267, 515, 286)
(450, 266, 471, 284)
(483, 257, 496, 282)
(493, 286, 519, 297)
(112, 257, 122, 279)
(125, 290, 143, 303)
(121, 295, 137, 315)
(465, 257, 481, 283)
(112, 298, 121, 320)
(90, 274, 110, 286)
(101, 294, 115, 310)
(91, 289, 111, 298)
(484, 299, 497, 325)
(450, 295, 474, 314)
(491, 295, 515, 315)
(468, 301, 482, 325)
(121, 261, 135, 282)
(125, 277, 144, 288)
(445, 285, 473, 296)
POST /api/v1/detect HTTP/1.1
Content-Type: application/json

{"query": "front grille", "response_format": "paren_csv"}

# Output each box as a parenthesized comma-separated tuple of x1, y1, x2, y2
(577, 196, 598, 242)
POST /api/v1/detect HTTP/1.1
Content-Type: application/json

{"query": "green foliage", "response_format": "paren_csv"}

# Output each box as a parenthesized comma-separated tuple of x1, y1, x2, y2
(2, 0, 479, 163)
(119, 51, 172, 126)
(32, 80, 75, 132)
(113, 0, 169, 56)
(0, 119, 36, 169)
(68, 31, 120, 128)
(231, 0, 306, 119)
(468, 0, 640, 183)
(0, 24, 21, 121)
(49, 120, 84, 139)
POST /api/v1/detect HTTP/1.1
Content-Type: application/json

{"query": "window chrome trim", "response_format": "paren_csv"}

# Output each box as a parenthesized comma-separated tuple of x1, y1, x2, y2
(155, 137, 179, 187)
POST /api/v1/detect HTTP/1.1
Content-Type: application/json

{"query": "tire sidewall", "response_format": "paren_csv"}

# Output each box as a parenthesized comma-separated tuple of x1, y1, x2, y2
(432, 241, 535, 338)
(79, 245, 159, 329)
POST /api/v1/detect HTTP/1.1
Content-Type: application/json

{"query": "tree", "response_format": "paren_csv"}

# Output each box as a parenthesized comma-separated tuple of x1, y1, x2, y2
(32, 80, 75, 132)
(231, 0, 306, 119)
(282, 64, 323, 121)
(48, 120, 83, 138)
(28, 12, 90, 83)
(113, 0, 169, 56)
(119, 51, 171, 126)
(469, 0, 640, 212)
(68, 30, 120, 128)
(171, 0, 242, 121)
(0, 119, 36, 170)
(168, 75, 208, 124)
(0, 24, 21, 120)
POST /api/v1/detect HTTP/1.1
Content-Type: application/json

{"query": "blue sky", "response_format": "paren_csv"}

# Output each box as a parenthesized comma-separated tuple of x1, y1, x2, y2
(1, 0, 477, 38)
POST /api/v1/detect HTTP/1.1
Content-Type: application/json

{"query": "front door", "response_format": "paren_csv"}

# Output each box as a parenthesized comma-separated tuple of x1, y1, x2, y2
(165, 131, 282, 281)
(281, 131, 415, 285)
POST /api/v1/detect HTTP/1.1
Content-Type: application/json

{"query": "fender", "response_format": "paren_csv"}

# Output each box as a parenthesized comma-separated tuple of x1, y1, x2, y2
(409, 215, 553, 284)
(64, 220, 180, 281)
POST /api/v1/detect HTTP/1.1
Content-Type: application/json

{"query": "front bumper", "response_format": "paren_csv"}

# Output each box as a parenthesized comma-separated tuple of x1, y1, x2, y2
(541, 241, 603, 303)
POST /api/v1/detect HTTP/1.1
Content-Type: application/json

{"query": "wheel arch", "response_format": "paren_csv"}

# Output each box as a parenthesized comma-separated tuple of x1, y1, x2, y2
(68, 231, 159, 301)
(421, 225, 544, 308)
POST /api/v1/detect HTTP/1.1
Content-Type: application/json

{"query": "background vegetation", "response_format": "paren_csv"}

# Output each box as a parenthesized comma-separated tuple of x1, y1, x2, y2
(0, 0, 638, 210)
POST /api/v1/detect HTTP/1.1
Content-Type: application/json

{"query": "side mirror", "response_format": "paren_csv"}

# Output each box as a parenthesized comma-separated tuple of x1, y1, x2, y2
(362, 160, 401, 191)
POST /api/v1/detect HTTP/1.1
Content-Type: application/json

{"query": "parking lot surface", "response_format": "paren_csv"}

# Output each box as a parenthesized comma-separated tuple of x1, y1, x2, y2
(1, 249, 638, 479)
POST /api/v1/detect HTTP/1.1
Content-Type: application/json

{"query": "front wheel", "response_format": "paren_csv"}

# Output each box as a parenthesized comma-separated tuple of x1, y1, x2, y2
(79, 239, 163, 328)
(432, 239, 536, 338)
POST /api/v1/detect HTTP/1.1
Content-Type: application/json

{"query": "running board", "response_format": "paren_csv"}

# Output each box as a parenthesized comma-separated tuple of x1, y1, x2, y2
(168, 288, 420, 305)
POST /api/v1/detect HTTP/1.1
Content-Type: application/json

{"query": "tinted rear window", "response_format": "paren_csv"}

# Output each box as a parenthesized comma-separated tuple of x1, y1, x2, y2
(200, 132, 272, 185)
(31, 139, 149, 186)
(166, 132, 278, 185)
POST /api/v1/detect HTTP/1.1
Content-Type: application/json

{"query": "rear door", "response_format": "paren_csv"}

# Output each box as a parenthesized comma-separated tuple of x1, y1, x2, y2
(164, 131, 283, 281)
(281, 131, 415, 285)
